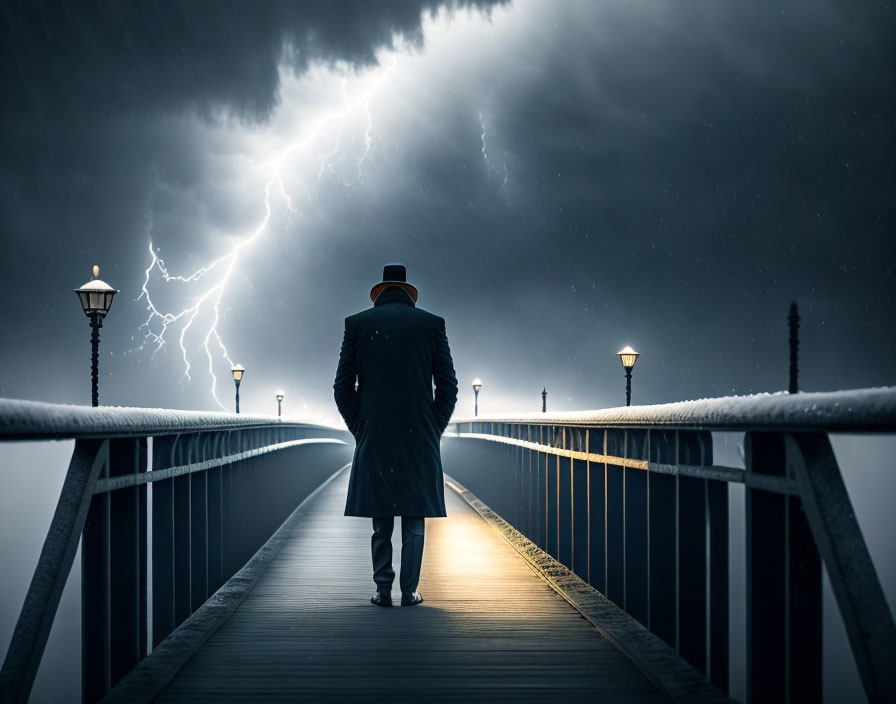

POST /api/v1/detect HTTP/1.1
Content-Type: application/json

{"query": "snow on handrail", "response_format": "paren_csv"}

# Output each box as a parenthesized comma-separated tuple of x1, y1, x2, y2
(0, 398, 346, 440)
(449, 386, 896, 432)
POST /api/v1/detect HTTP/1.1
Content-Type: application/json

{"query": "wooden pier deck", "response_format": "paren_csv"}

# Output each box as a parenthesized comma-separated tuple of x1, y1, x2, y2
(154, 468, 666, 703)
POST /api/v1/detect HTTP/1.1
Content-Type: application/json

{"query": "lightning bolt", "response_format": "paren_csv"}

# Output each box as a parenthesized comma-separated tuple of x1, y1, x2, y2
(135, 58, 397, 410)
(479, 112, 508, 194)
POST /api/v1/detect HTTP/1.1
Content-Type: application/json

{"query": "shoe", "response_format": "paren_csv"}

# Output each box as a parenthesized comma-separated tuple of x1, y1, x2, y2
(370, 590, 392, 607)
(401, 591, 424, 606)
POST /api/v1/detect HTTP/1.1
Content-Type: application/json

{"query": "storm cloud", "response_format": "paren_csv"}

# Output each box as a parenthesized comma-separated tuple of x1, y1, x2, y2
(0, 0, 893, 421)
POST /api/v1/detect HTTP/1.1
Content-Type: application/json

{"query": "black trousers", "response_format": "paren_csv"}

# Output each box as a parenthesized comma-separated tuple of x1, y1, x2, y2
(371, 516, 425, 594)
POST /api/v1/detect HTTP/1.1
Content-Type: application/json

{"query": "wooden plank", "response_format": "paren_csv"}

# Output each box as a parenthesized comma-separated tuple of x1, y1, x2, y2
(148, 470, 669, 703)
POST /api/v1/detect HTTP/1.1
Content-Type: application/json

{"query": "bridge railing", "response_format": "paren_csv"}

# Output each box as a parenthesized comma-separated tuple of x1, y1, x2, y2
(0, 399, 352, 703)
(442, 387, 896, 704)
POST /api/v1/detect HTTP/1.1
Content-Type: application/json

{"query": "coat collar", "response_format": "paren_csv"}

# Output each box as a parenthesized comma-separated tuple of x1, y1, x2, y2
(373, 285, 416, 307)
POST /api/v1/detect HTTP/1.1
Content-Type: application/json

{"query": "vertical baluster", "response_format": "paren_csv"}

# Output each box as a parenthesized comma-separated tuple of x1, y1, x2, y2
(81, 443, 110, 703)
(588, 429, 606, 593)
(151, 436, 175, 647)
(106, 438, 148, 689)
(605, 429, 625, 607)
(515, 430, 521, 528)
(536, 429, 545, 550)
(525, 427, 533, 539)
(648, 429, 677, 647)
(746, 432, 820, 703)
(173, 436, 191, 627)
(546, 428, 558, 559)
(625, 429, 649, 626)
(706, 432, 729, 693)
(207, 453, 224, 595)
(572, 442, 588, 581)
(222, 432, 235, 580)
(677, 431, 708, 674)
(190, 436, 208, 612)
(558, 428, 572, 567)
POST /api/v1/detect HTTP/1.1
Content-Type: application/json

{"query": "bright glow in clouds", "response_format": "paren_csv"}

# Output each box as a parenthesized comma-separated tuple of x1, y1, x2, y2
(131, 4, 518, 413)
(135, 57, 397, 410)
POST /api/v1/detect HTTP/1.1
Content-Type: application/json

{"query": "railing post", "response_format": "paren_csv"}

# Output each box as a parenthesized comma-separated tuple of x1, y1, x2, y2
(558, 427, 572, 567)
(707, 437, 729, 693)
(173, 435, 192, 627)
(605, 429, 625, 607)
(106, 438, 148, 689)
(81, 449, 111, 704)
(83, 437, 149, 701)
(572, 430, 588, 581)
(676, 432, 710, 675)
(587, 428, 606, 594)
(190, 434, 208, 611)
(152, 436, 175, 648)
(624, 429, 648, 626)
(207, 435, 225, 595)
(547, 427, 558, 559)
(648, 430, 677, 648)
(745, 432, 821, 703)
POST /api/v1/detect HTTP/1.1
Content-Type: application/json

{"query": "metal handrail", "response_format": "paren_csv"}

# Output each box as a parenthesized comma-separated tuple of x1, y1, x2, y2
(0, 397, 342, 440)
(0, 400, 353, 703)
(450, 386, 896, 432)
(444, 388, 896, 703)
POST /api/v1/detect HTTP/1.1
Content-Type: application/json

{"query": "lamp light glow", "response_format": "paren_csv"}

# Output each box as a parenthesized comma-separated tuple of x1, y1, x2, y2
(75, 265, 119, 318)
(617, 346, 639, 370)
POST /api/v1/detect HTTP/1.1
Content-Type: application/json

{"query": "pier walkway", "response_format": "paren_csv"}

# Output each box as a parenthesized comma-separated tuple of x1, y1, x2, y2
(155, 468, 665, 702)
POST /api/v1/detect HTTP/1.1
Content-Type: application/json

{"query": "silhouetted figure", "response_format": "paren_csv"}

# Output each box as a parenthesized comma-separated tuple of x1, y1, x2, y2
(334, 264, 458, 607)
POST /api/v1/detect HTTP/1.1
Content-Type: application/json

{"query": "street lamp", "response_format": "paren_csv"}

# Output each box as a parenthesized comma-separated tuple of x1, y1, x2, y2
(472, 379, 482, 417)
(276, 390, 284, 417)
(231, 364, 245, 413)
(74, 265, 119, 407)
(617, 346, 640, 406)
(542, 388, 547, 413)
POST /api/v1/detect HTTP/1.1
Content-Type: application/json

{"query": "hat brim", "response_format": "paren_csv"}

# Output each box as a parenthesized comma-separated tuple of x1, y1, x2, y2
(370, 281, 418, 302)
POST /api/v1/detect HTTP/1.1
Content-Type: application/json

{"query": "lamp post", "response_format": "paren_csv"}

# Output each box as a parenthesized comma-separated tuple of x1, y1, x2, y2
(74, 266, 118, 407)
(617, 346, 640, 406)
(472, 379, 482, 417)
(542, 388, 547, 413)
(788, 302, 800, 394)
(276, 390, 284, 417)
(231, 364, 245, 413)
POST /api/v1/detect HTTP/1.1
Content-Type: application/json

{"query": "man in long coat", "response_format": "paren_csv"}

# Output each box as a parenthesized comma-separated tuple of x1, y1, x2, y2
(333, 264, 458, 606)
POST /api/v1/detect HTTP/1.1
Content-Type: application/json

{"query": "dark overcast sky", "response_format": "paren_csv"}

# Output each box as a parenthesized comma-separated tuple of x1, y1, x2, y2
(1, 0, 893, 423)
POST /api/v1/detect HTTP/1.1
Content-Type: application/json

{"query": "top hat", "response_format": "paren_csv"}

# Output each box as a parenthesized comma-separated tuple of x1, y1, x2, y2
(370, 264, 418, 302)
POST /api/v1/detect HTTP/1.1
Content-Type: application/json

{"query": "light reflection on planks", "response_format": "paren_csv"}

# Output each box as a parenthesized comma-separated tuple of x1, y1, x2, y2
(155, 471, 667, 703)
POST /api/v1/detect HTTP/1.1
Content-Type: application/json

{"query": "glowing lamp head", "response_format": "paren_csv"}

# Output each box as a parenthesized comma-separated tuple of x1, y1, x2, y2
(275, 390, 284, 402)
(231, 364, 245, 382)
(617, 346, 640, 370)
(472, 378, 482, 393)
(75, 265, 119, 317)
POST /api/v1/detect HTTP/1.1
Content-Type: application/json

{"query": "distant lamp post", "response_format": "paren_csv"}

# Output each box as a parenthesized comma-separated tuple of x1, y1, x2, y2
(472, 379, 482, 417)
(788, 302, 800, 394)
(74, 265, 119, 407)
(542, 388, 547, 413)
(617, 346, 640, 406)
(276, 390, 284, 417)
(231, 364, 245, 413)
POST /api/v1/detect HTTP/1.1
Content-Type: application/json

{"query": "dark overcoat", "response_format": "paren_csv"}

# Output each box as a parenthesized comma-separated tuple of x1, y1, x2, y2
(334, 286, 458, 517)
